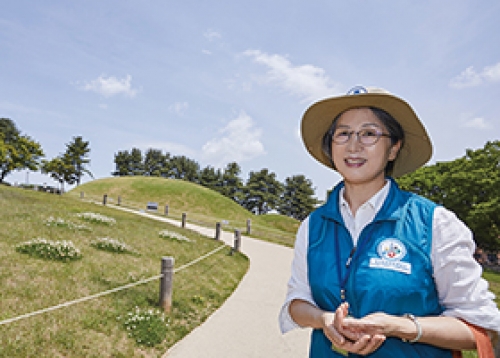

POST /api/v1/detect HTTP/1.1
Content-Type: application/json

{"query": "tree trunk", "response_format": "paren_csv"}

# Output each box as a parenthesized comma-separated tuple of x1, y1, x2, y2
(0, 170, 7, 183)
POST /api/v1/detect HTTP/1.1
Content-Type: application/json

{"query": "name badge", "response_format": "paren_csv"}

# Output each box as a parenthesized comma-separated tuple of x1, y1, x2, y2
(369, 239, 412, 275)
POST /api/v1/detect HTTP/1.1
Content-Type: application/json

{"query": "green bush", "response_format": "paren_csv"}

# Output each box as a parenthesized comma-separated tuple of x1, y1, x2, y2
(45, 216, 91, 231)
(76, 212, 116, 225)
(120, 307, 169, 346)
(90, 237, 136, 254)
(159, 230, 192, 242)
(15, 238, 82, 262)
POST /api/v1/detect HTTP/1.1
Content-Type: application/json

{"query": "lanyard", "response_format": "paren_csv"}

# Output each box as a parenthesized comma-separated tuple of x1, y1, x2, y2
(334, 224, 376, 303)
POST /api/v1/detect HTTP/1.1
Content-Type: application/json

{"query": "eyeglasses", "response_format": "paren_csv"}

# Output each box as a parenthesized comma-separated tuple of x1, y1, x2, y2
(332, 128, 392, 146)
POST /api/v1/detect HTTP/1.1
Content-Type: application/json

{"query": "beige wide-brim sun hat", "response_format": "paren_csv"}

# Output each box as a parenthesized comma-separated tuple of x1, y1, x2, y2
(301, 86, 433, 178)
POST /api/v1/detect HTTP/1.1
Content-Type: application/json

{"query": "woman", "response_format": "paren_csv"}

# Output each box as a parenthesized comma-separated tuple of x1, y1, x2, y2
(279, 86, 500, 357)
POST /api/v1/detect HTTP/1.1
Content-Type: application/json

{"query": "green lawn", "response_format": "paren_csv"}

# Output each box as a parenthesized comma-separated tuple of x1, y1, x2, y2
(0, 184, 248, 357)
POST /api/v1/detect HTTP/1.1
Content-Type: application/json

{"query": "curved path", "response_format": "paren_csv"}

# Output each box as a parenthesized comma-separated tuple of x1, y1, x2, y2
(113, 206, 311, 357)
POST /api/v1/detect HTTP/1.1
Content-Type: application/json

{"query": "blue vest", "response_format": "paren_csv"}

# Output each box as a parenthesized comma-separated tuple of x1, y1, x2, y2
(307, 179, 452, 357)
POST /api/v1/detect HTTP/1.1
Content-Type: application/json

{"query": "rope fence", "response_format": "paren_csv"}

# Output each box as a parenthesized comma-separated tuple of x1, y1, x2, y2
(0, 244, 226, 327)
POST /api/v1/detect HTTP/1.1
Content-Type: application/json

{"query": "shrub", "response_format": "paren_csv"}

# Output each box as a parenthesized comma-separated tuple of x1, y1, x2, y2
(119, 307, 169, 346)
(15, 238, 82, 262)
(90, 238, 136, 254)
(158, 230, 192, 243)
(45, 216, 91, 231)
(76, 212, 116, 225)
(45, 216, 70, 227)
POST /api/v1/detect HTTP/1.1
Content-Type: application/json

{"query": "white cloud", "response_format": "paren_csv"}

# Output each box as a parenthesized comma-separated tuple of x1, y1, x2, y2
(461, 117, 491, 129)
(204, 29, 221, 42)
(169, 101, 189, 115)
(243, 50, 339, 102)
(450, 62, 500, 89)
(81, 75, 139, 97)
(201, 112, 265, 167)
(482, 62, 500, 82)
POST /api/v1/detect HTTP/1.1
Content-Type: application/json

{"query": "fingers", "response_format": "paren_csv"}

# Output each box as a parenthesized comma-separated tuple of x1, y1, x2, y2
(355, 334, 386, 355)
(332, 333, 386, 356)
(332, 302, 349, 332)
(326, 304, 387, 355)
(321, 311, 347, 345)
(327, 303, 362, 346)
(326, 325, 350, 346)
(333, 303, 365, 342)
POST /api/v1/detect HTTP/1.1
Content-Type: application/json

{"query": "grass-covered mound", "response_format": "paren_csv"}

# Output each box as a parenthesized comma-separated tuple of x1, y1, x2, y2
(68, 176, 300, 247)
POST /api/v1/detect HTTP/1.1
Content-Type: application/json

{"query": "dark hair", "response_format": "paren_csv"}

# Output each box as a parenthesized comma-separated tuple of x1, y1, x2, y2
(321, 107, 405, 175)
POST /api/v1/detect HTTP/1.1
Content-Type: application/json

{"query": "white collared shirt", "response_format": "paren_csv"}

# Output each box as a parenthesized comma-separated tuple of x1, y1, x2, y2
(339, 181, 390, 246)
(279, 181, 500, 334)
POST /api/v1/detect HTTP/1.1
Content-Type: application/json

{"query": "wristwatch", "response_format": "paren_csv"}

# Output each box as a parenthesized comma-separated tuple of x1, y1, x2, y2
(402, 313, 422, 343)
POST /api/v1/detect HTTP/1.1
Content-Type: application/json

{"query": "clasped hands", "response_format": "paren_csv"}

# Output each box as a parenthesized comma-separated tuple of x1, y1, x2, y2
(322, 302, 389, 356)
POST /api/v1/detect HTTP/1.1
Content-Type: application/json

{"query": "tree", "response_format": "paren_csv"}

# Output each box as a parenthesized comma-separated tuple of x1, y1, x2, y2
(220, 162, 245, 204)
(112, 150, 132, 176)
(41, 155, 75, 193)
(159, 152, 172, 178)
(0, 118, 44, 183)
(278, 175, 318, 220)
(398, 140, 500, 251)
(64, 136, 92, 185)
(144, 149, 169, 177)
(452, 142, 500, 251)
(129, 148, 144, 176)
(242, 169, 283, 215)
(0, 118, 20, 140)
(199, 166, 223, 191)
(169, 155, 199, 181)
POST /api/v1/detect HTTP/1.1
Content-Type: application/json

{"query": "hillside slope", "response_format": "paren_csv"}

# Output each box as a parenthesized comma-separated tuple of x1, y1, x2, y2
(68, 177, 299, 247)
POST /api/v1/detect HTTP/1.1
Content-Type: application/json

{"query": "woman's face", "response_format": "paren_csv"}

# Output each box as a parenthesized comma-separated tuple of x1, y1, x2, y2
(331, 108, 401, 187)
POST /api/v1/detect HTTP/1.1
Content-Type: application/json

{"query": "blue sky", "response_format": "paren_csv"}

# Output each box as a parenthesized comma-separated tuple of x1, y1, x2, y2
(1, 1, 499, 199)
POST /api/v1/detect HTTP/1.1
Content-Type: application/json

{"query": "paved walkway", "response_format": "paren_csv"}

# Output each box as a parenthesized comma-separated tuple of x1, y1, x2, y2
(113, 206, 311, 357)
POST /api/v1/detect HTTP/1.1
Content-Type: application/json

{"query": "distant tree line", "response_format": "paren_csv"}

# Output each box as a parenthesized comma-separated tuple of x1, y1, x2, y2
(112, 148, 319, 220)
(0, 118, 92, 192)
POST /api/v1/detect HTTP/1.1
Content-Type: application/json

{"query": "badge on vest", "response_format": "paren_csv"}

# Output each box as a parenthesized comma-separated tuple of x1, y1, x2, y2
(369, 238, 412, 275)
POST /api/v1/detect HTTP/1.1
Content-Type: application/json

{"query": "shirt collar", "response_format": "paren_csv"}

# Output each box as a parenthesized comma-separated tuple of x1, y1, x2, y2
(339, 180, 391, 214)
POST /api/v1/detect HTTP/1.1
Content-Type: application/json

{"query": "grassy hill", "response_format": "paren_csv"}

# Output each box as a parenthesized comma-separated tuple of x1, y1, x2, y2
(67, 176, 300, 247)
(0, 184, 249, 357)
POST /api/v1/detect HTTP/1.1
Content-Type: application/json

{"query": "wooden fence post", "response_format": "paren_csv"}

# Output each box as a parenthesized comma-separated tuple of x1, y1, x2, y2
(117, 196, 121, 206)
(159, 257, 175, 313)
(181, 213, 187, 228)
(246, 219, 251, 235)
(103, 194, 107, 205)
(164, 205, 169, 216)
(231, 229, 241, 255)
(215, 222, 221, 240)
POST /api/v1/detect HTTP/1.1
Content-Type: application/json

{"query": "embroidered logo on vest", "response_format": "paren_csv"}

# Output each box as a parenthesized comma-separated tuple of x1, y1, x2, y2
(369, 239, 412, 274)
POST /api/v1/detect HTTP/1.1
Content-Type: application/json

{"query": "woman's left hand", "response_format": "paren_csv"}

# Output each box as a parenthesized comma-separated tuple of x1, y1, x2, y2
(341, 312, 393, 337)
